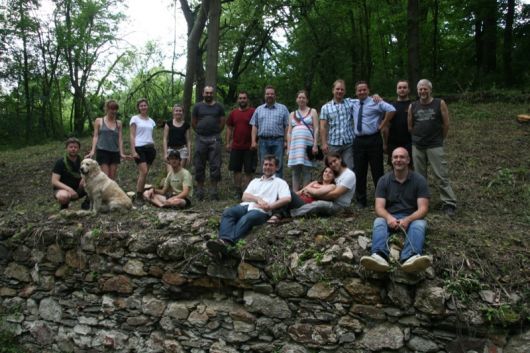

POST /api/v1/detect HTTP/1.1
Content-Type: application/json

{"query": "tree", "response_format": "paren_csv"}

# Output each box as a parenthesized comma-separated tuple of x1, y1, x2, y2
(407, 0, 420, 89)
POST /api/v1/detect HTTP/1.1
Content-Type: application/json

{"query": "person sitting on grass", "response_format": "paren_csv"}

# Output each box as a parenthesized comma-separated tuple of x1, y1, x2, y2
(51, 137, 88, 210)
(143, 150, 193, 208)
(360, 147, 432, 273)
(207, 154, 291, 256)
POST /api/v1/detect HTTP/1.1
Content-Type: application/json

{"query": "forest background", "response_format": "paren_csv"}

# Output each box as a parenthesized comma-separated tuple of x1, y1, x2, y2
(0, 0, 529, 147)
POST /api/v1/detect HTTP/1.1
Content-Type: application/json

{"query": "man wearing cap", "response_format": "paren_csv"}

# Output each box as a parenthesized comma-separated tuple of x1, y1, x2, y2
(143, 150, 193, 208)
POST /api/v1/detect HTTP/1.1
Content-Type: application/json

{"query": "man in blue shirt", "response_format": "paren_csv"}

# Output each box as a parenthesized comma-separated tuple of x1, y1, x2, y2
(250, 85, 290, 178)
(352, 81, 396, 208)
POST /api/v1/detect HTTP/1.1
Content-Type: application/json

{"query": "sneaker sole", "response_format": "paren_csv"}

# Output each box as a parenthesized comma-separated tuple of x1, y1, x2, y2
(361, 257, 390, 272)
(401, 257, 432, 273)
(207, 240, 228, 256)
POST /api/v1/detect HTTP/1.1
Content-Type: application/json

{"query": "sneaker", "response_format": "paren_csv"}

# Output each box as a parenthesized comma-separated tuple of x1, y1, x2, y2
(81, 198, 90, 210)
(206, 239, 229, 256)
(360, 253, 390, 272)
(401, 254, 432, 273)
(442, 204, 456, 217)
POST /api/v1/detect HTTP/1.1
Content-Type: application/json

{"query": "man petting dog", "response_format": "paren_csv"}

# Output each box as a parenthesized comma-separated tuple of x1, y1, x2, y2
(143, 150, 193, 208)
(51, 137, 88, 210)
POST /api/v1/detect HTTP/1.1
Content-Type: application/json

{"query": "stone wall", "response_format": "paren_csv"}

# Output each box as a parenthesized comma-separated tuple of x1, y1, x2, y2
(0, 211, 528, 353)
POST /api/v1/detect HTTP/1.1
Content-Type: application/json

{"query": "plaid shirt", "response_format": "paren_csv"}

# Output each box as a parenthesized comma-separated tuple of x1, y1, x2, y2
(250, 103, 289, 137)
(320, 98, 356, 145)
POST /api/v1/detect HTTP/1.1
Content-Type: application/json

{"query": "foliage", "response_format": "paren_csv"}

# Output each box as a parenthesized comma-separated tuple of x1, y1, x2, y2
(444, 273, 482, 303)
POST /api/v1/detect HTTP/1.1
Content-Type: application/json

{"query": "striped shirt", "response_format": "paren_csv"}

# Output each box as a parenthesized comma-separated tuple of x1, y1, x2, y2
(250, 103, 289, 137)
(320, 98, 356, 145)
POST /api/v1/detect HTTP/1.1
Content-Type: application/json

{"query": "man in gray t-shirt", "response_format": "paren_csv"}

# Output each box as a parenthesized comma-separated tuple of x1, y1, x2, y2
(361, 147, 432, 273)
(192, 85, 226, 200)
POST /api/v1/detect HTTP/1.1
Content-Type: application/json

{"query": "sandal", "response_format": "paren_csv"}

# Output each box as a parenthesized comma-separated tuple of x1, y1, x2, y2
(267, 215, 281, 224)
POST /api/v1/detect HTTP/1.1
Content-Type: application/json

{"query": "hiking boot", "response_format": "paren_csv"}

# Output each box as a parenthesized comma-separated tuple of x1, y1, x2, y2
(401, 254, 432, 273)
(134, 193, 145, 207)
(206, 239, 229, 257)
(360, 253, 390, 272)
(81, 197, 90, 210)
(442, 204, 456, 217)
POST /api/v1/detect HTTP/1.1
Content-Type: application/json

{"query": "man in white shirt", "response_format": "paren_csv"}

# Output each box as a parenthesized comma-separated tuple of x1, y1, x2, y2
(207, 154, 291, 256)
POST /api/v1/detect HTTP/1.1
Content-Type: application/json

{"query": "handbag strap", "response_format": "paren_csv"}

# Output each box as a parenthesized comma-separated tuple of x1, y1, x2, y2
(295, 109, 315, 139)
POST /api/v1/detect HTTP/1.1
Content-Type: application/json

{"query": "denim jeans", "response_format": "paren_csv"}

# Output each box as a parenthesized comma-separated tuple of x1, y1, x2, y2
(371, 212, 427, 262)
(259, 138, 284, 178)
(219, 205, 269, 243)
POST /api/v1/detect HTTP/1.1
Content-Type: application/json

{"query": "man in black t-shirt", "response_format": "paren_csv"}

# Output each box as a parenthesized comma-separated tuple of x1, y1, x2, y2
(382, 80, 413, 167)
(51, 138, 87, 209)
(192, 85, 226, 200)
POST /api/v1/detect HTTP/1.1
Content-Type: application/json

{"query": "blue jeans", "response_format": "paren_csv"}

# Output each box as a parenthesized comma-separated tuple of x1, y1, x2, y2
(219, 205, 269, 243)
(371, 213, 427, 262)
(259, 138, 284, 178)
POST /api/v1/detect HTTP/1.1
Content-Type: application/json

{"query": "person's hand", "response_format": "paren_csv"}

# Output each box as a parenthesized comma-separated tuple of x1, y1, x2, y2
(226, 143, 231, 152)
(132, 152, 139, 160)
(84, 151, 94, 159)
(144, 189, 154, 199)
(397, 218, 410, 231)
(251, 141, 257, 150)
(312, 145, 318, 155)
(372, 94, 382, 103)
(386, 216, 399, 230)
(322, 143, 329, 155)
(383, 143, 388, 154)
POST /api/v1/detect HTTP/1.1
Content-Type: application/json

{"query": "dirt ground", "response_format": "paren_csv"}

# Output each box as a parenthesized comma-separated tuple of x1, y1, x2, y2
(0, 101, 529, 318)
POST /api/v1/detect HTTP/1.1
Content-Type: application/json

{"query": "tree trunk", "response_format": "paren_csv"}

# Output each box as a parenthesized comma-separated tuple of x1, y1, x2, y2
(407, 0, 420, 89)
(431, 0, 439, 79)
(205, 0, 221, 88)
(503, 0, 514, 86)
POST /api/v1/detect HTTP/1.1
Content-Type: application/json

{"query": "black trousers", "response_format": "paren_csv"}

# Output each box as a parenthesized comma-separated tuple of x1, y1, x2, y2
(353, 133, 384, 206)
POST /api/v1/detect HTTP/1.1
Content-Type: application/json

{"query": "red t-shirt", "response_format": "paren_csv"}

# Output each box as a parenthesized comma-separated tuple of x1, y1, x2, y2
(226, 107, 255, 150)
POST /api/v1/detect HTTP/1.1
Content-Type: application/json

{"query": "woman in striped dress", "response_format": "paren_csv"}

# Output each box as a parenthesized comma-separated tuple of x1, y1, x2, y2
(287, 90, 319, 191)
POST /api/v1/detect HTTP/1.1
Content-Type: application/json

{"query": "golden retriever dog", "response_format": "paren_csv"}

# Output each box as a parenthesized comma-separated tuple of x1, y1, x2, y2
(80, 159, 132, 213)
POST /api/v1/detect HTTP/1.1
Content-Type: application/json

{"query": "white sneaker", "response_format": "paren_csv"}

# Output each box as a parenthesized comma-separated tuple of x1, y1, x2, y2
(401, 254, 432, 273)
(360, 253, 390, 272)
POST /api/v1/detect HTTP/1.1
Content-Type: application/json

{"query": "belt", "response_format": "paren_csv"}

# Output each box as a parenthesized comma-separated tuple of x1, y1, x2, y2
(259, 136, 283, 139)
(355, 132, 380, 138)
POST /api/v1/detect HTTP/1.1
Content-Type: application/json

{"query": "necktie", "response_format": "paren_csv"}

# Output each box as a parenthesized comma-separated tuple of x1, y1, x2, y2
(357, 101, 364, 134)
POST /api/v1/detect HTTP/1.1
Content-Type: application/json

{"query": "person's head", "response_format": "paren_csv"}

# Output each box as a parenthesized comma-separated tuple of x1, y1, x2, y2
(325, 151, 347, 173)
(355, 81, 370, 100)
(262, 154, 278, 177)
(296, 90, 309, 108)
(65, 137, 81, 156)
(391, 147, 411, 172)
(237, 91, 249, 109)
(172, 104, 183, 119)
(332, 79, 346, 102)
(105, 100, 119, 118)
(136, 98, 149, 114)
(203, 85, 215, 103)
(167, 149, 182, 170)
(318, 167, 336, 185)
(264, 85, 276, 105)
(417, 79, 433, 100)
(396, 80, 410, 100)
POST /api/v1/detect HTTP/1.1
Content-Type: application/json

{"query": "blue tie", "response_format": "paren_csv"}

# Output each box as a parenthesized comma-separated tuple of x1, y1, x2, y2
(357, 101, 364, 134)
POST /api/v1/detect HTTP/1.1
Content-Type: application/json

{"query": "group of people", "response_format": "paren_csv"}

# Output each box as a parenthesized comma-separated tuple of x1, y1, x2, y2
(51, 78, 458, 273)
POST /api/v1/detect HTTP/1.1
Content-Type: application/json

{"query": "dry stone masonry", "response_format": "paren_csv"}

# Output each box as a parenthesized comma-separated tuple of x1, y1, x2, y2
(0, 211, 528, 352)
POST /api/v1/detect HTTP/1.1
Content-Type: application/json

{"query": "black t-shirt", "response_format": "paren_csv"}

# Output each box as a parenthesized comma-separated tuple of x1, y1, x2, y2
(52, 156, 82, 190)
(375, 171, 430, 216)
(410, 98, 444, 149)
(192, 102, 225, 136)
(166, 120, 190, 147)
(389, 100, 412, 146)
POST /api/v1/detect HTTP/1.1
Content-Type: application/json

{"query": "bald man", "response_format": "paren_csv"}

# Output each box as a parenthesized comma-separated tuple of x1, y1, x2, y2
(361, 147, 432, 273)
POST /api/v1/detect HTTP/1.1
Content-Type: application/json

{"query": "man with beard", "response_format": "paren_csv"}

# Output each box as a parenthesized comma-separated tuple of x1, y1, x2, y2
(382, 80, 413, 167)
(226, 91, 257, 199)
(250, 85, 290, 178)
(360, 147, 432, 273)
(408, 79, 457, 217)
(192, 85, 226, 200)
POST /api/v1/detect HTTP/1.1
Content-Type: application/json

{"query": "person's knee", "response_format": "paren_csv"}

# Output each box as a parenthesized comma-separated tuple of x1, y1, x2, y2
(373, 217, 387, 228)
(409, 219, 427, 232)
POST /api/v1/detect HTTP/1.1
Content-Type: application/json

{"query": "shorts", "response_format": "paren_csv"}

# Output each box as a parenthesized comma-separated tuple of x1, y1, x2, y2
(135, 145, 156, 165)
(165, 194, 192, 208)
(53, 186, 86, 199)
(96, 149, 121, 165)
(229, 149, 257, 173)
(168, 146, 189, 160)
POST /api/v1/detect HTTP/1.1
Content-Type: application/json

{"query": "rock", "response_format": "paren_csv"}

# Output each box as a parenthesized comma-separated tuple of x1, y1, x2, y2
(229, 307, 256, 323)
(244, 292, 291, 319)
(479, 289, 497, 304)
(39, 297, 62, 322)
(233, 320, 255, 333)
(238, 262, 260, 280)
(0, 287, 17, 297)
(124, 259, 147, 276)
(387, 281, 413, 308)
(163, 339, 185, 353)
(4, 262, 31, 282)
(101, 275, 133, 294)
(157, 211, 180, 225)
(279, 344, 308, 353)
(504, 329, 530, 353)
(350, 304, 386, 321)
(360, 323, 404, 350)
(162, 272, 187, 285)
(341, 247, 354, 261)
(357, 235, 371, 249)
(93, 330, 129, 350)
(164, 302, 190, 320)
(126, 315, 150, 326)
(188, 308, 209, 326)
(276, 281, 305, 298)
(29, 320, 54, 346)
(207, 261, 238, 279)
(142, 295, 167, 317)
(65, 249, 86, 269)
(337, 316, 363, 332)
(128, 232, 158, 253)
(46, 244, 64, 263)
(307, 282, 335, 300)
(343, 278, 381, 304)
(414, 282, 446, 315)
(288, 323, 337, 345)
(210, 340, 239, 353)
(407, 336, 439, 352)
